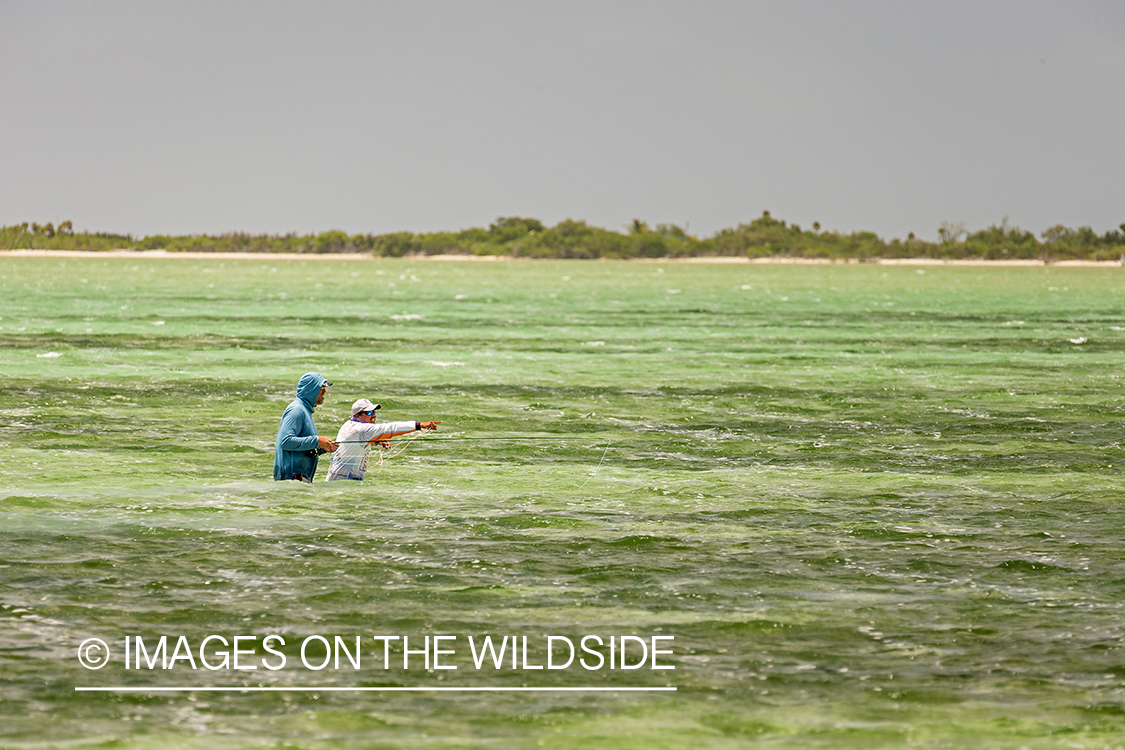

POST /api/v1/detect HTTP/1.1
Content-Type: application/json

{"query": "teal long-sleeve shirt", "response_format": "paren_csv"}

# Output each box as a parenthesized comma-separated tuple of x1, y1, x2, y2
(274, 372, 328, 481)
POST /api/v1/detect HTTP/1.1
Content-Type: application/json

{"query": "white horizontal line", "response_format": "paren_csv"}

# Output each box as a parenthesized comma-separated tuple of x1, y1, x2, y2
(76, 686, 676, 693)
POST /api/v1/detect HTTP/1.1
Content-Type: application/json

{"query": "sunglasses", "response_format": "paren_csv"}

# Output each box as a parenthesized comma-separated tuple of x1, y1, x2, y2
(360, 409, 378, 416)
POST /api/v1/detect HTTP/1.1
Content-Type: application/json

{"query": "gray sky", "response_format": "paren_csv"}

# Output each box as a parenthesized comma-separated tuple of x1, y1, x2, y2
(1, 0, 1122, 241)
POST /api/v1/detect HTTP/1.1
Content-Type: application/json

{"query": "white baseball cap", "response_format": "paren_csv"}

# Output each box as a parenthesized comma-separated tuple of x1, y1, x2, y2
(351, 398, 381, 415)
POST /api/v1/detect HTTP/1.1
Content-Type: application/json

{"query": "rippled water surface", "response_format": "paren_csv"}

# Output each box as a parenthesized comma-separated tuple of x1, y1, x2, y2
(2, 257, 1125, 748)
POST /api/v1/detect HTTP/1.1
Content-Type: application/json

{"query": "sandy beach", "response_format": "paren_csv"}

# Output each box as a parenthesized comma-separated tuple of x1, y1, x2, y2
(1, 248, 1122, 266)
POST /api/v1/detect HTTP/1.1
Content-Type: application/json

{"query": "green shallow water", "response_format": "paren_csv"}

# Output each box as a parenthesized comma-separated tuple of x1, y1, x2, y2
(2, 257, 1125, 748)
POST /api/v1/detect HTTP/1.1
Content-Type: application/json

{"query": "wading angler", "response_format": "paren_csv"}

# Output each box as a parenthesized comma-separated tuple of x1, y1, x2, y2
(326, 398, 440, 481)
(273, 372, 337, 482)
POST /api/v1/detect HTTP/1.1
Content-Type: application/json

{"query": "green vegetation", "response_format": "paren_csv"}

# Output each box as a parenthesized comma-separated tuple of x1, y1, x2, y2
(4, 212, 1125, 260)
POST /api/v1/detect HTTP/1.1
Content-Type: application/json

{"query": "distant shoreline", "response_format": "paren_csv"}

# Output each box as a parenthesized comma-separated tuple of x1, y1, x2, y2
(2, 248, 1123, 267)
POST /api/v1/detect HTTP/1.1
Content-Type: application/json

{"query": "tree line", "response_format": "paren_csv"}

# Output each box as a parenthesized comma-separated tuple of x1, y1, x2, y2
(3, 213, 1125, 261)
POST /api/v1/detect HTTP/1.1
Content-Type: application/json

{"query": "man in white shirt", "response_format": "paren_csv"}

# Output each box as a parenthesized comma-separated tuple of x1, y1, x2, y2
(326, 398, 440, 481)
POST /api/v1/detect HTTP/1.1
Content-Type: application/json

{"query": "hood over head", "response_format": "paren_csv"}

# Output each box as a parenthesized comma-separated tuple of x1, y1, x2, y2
(296, 372, 331, 411)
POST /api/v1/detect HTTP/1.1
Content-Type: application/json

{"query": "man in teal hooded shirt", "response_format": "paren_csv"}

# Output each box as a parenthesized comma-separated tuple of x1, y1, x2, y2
(274, 372, 338, 481)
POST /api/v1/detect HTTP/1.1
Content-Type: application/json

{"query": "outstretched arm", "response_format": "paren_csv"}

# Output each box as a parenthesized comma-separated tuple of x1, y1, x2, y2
(366, 420, 442, 447)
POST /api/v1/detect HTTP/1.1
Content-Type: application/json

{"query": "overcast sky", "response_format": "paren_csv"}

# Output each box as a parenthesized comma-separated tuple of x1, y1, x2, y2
(1, 1, 1122, 241)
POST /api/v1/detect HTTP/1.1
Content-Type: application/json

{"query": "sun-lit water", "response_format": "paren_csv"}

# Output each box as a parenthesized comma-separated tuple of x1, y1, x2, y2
(2, 256, 1125, 748)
